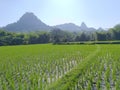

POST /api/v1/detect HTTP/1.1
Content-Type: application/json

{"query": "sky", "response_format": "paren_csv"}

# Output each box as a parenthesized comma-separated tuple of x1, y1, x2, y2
(0, 0, 120, 29)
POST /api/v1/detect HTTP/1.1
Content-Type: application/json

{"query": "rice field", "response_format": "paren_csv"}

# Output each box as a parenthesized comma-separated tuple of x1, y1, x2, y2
(0, 44, 120, 90)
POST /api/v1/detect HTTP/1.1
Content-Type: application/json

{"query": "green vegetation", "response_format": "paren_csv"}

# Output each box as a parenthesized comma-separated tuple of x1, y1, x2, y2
(1, 23, 120, 46)
(0, 44, 120, 90)
(0, 44, 96, 90)
(48, 45, 120, 90)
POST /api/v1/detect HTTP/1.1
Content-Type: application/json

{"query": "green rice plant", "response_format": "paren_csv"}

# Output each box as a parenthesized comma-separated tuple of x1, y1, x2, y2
(1, 44, 120, 90)
(106, 81, 110, 90)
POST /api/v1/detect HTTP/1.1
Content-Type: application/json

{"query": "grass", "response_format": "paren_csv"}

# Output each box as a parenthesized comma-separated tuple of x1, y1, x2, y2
(0, 44, 120, 90)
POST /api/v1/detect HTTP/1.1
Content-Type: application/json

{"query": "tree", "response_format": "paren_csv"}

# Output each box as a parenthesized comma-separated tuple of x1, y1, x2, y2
(96, 32, 107, 41)
(50, 28, 65, 44)
(75, 32, 90, 41)
(37, 33, 50, 43)
(28, 34, 38, 44)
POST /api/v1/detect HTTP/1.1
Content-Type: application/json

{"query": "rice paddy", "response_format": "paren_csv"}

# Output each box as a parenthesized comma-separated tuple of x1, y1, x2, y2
(0, 44, 120, 90)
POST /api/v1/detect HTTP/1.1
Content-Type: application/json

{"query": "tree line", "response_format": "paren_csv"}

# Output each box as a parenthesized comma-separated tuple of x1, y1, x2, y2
(0, 24, 120, 46)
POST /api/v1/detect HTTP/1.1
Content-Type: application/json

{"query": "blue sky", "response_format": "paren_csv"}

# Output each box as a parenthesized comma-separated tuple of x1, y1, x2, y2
(0, 0, 120, 28)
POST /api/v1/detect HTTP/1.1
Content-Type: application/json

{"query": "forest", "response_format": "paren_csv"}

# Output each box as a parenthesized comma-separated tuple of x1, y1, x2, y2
(0, 24, 120, 46)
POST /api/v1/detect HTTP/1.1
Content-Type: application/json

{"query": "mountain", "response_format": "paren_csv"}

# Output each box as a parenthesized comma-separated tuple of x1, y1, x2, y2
(54, 22, 96, 32)
(80, 22, 96, 31)
(54, 23, 81, 31)
(97, 27, 105, 31)
(3, 12, 51, 32)
(2, 12, 97, 32)
(80, 22, 88, 30)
